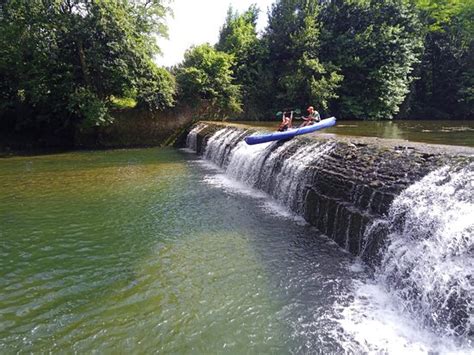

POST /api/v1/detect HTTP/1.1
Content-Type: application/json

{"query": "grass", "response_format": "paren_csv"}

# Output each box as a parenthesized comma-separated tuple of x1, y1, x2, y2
(110, 96, 137, 109)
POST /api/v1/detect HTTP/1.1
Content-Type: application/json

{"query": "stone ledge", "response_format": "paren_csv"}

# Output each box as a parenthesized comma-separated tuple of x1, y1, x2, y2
(186, 122, 473, 263)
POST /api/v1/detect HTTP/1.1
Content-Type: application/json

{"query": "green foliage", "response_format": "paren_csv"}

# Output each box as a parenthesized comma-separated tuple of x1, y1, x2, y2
(207, 0, 473, 120)
(264, 0, 342, 114)
(68, 87, 112, 128)
(110, 96, 137, 110)
(282, 55, 343, 110)
(216, 5, 259, 55)
(0, 0, 175, 135)
(407, 0, 474, 119)
(320, 0, 424, 119)
(458, 47, 474, 117)
(135, 66, 175, 111)
(175, 44, 242, 118)
(216, 5, 268, 118)
(2, 0, 472, 131)
(415, 0, 472, 36)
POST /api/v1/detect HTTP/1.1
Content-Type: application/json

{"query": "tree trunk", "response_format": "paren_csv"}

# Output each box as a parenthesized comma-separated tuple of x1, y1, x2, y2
(77, 39, 91, 87)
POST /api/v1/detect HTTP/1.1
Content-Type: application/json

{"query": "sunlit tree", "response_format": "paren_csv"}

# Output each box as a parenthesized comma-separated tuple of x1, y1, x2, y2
(0, 0, 175, 136)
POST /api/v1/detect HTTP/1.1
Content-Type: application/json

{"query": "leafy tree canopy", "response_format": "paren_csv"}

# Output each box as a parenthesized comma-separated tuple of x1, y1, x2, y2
(216, 5, 270, 118)
(216, 5, 259, 55)
(415, 0, 472, 33)
(0, 0, 175, 134)
(320, 0, 423, 119)
(407, 0, 474, 119)
(264, 0, 343, 113)
(175, 44, 242, 118)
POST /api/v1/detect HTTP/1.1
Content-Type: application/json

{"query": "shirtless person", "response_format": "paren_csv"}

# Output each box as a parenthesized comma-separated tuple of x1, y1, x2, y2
(278, 110, 293, 131)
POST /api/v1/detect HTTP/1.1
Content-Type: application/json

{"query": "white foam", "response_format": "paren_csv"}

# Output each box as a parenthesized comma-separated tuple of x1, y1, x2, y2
(186, 126, 474, 352)
(260, 200, 308, 224)
(185, 123, 208, 152)
(345, 164, 474, 353)
(203, 172, 310, 223)
(203, 173, 267, 199)
(198, 156, 307, 222)
(195, 160, 222, 172)
(347, 259, 366, 273)
(337, 279, 473, 354)
(179, 148, 196, 154)
(375, 164, 474, 338)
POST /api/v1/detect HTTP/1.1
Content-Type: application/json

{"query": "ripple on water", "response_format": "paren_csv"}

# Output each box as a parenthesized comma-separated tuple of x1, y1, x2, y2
(3, 148, 465, 353)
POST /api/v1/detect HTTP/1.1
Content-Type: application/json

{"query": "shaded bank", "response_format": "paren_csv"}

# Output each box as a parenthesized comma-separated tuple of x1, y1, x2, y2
(74, 108, 194, 149)
(0, 108, 194, 153)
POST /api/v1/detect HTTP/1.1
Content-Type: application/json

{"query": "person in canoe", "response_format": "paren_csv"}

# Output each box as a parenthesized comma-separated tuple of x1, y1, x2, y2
(278, 110, 294, 131)
(300, 106, 321, 127)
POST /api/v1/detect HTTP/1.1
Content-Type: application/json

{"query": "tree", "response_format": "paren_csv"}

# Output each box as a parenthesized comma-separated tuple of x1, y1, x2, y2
(415, 0, 472, 37)
(216, 5, 266, 118)
(216, 5, 259, 55)
(320, 0, 423, 119)
(264, 0, 342, 115)
(407, 0, 474, 119)
(175, 44, 242, 118)
(0, 0, 175, 138)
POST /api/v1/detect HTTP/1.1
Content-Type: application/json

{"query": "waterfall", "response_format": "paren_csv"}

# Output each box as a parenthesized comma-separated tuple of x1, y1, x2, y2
(204, 128, 249, 167)
(200, 127, 335, 215)
(363, 163, 474, 339)
(185, 123, 207, 152)
(186, 123, 473, 344)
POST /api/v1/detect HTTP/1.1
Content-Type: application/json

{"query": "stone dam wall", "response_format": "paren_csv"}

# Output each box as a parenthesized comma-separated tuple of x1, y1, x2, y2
(74, 107, 194, 149)
(184, 121, 474, 337)
(183, 122, 473, 265)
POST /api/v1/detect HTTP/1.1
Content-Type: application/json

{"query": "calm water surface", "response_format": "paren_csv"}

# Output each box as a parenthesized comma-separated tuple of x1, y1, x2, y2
(229, 120, 474, 147)
(0, 148, 364, 353)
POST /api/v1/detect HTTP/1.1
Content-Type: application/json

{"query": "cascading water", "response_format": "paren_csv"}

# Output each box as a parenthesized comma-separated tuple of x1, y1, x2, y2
(198, 126, 335, 215)
(364, 163, 473, 339)
(185, 123, 207, 152)
(185, 123, 474, 352)
(204, 128, 249, 167)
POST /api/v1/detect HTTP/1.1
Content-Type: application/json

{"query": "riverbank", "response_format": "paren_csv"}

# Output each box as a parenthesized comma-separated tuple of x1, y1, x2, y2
(75, 108, 194, 149)
(0, 108, 194, 154)
(2, 117, 472, 156)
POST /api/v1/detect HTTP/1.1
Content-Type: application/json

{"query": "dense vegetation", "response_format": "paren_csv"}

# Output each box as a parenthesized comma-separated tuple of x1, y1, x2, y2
(0, 0, 174, 141)
(205, 0, 473, 120)
(0, 0, 472, 144)
(175, 44, 242, 118)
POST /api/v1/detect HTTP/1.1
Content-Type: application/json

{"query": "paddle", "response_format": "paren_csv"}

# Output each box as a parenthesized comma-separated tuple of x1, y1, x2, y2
(275, 108, 302, 120)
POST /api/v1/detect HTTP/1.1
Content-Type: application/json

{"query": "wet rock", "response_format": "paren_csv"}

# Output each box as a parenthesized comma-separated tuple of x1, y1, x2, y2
(185, 122, 474, 341)
(185, 122, 474, 265)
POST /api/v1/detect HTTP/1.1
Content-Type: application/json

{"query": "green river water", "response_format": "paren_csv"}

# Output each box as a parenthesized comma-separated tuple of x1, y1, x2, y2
(0, 148, 362, 353)
(1, 120, 472, 353)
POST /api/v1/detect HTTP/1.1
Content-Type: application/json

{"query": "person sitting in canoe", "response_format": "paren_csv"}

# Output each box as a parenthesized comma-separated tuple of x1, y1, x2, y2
(300, 106, 321, 127)
(278, 110, 294, 131)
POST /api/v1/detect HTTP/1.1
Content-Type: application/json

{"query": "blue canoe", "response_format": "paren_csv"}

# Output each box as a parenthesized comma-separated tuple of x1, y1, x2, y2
(244, 117, 336, 145)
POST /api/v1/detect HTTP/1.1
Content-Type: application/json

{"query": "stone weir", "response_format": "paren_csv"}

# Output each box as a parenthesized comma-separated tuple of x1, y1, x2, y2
(183, 122, 472, 262)
(184, 121, 474, 338)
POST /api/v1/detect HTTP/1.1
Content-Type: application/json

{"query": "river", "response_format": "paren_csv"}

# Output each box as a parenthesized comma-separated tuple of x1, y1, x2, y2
(0, 146, 471, 353)
(228, 120, 474, 147)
